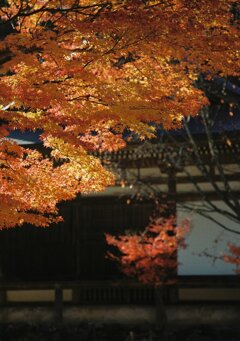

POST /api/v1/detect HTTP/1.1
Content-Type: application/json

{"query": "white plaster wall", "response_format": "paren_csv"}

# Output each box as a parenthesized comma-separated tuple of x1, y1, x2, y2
(178, 201, 240, 275)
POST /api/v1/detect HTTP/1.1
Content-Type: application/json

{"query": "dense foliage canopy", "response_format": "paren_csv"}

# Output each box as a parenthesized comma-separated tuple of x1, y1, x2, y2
(0, 0, 239, 228)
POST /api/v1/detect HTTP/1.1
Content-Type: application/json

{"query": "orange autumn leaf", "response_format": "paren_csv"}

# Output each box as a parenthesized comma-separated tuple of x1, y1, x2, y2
(223, 243, 240, 274)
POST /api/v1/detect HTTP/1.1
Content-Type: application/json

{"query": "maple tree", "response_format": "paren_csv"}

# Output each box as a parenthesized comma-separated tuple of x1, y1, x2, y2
(106, 214, 189, 329)
(0, 0, 239, 228)
(105, 216, 189, 285)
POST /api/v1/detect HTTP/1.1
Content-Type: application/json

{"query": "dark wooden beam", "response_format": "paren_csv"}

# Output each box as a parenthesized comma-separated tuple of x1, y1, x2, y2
(175, 191, 240, 202)
(129, 173, 240, 185)
(79, 191, 240, 203)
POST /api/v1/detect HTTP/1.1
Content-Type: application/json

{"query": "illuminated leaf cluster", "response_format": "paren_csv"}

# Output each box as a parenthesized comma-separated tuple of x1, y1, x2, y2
(0, 0, 239, 227)
(106, 217, 189, 285)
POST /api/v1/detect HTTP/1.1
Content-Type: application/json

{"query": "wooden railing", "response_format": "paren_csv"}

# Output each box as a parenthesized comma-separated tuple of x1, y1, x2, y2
(0, 276, 239, 323)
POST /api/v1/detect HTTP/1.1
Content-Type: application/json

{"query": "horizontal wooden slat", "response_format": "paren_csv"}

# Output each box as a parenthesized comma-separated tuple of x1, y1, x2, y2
(0, 275, 238, 289)
(0, 276, 238, 305)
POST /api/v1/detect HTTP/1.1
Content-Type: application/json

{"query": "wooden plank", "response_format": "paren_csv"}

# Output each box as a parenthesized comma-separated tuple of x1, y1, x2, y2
(125, 173, 240, 185)
(175, 191, 240, 201)
(54, 284, 63, 324)
(0, 276, 238, 290)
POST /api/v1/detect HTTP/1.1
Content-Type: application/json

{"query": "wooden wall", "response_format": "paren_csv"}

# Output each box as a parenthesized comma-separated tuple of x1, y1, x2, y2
(0, 197, 155, 281)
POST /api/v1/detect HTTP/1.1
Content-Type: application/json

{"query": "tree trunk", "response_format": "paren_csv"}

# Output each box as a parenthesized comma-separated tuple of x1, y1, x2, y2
(155, 285, 167, 332)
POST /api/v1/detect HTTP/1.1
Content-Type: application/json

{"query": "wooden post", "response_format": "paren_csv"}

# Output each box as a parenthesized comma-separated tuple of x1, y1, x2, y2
(167, 169, 179, 303)
(155, 285, 167, 332)
(54, 284, 63, 324)
(0, 290, 6, 305)
(0, 261, 6, 305)
(167, 169, 177, 216)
